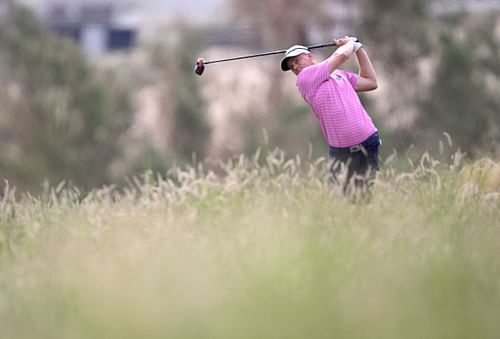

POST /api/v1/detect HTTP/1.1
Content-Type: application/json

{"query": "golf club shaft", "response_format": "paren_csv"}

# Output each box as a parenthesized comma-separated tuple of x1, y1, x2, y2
(203, 42, 337, 65)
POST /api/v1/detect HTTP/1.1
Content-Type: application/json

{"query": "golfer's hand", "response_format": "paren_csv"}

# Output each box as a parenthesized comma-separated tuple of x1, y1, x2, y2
(335, 36, 352, 46)
(336, 36, 362, 52)
(329, 36, 355, 72)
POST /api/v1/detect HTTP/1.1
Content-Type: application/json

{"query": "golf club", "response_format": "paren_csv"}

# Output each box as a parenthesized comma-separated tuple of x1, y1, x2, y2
(195, 42, 345, 76)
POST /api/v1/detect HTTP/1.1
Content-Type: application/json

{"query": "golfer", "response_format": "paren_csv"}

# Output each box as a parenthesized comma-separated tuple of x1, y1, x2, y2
(281, 36, 381, 192)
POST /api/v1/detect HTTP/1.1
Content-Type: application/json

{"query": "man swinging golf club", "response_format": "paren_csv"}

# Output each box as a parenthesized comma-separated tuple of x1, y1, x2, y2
(281, 36, 381, 193)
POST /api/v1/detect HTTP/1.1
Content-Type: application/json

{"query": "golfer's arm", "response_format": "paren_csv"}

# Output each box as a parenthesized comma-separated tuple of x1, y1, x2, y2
(327, 40, 354, 74)
(327, 53, 349, 74)
(355, 48, 378, 92)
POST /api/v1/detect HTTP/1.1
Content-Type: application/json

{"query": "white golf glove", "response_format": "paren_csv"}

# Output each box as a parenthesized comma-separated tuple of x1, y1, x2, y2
(348, 37, 363, 52)
(334, 40, 355, 58)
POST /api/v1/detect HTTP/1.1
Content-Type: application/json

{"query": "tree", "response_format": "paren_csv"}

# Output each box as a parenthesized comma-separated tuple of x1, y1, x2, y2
(352, 0, 433, 152)
(357, 0, 432, 67)
(0, 4, 132, 191)
(356, 0, 500, 156)
(150, 21, 212, 163)
(416, 13, 500, 155)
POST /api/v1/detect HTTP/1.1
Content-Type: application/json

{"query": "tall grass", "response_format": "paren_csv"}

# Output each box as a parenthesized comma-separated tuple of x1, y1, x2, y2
(0, 149, 499, 339)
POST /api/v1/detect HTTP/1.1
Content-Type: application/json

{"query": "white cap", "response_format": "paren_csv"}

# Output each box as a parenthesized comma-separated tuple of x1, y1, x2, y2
(280, 45, 310, 71)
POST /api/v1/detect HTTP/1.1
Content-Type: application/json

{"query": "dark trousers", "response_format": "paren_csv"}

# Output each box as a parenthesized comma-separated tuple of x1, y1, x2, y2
(329, 132, 381, 194)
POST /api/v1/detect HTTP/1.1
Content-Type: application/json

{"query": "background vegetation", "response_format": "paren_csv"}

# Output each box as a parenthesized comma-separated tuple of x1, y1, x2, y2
(0, 1, 498, 192)
(0, 5, 132, 191)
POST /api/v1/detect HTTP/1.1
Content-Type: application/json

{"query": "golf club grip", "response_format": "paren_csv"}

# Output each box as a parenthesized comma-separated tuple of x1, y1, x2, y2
(203, 42, 341, 65)
(307, 43, 337, 50)
(306, 39, 359, 50)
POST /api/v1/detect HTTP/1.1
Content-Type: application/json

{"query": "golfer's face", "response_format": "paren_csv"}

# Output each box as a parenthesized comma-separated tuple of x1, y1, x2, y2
(288, 53, 313, 75)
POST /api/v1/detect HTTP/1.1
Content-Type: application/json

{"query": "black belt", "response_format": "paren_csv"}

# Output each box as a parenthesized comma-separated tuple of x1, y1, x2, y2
(329, 132, 380, 155)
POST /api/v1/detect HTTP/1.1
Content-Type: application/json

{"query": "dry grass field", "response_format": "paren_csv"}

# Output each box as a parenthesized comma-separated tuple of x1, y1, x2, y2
(0, 149, 499, 339)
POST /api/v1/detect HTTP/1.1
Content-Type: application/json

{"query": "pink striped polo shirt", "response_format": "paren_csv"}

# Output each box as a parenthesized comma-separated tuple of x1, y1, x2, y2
(296, 61, 377, 148)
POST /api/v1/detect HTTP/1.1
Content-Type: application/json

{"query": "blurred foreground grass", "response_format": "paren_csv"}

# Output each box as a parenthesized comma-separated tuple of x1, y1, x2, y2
(0, 150, 499, 339)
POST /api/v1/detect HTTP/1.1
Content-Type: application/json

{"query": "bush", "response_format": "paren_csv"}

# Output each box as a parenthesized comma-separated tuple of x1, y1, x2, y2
(0, 4, 133, 192)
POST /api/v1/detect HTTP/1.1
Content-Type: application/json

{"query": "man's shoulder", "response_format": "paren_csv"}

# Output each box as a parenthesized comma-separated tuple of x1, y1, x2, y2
(297, 62, 328, 85)
(299, 61, 327, 75)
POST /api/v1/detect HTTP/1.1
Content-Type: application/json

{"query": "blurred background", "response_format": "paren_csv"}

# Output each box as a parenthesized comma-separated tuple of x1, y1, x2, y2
(0, 0, 499, 192)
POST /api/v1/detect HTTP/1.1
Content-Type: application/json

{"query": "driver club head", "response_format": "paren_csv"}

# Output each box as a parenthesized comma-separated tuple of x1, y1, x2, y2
(194, 58, 205, 76)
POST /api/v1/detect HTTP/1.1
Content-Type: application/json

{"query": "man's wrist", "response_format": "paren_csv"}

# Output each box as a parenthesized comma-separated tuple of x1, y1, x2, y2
(334, 40, 355, 57)
(354, 41, 363, 52)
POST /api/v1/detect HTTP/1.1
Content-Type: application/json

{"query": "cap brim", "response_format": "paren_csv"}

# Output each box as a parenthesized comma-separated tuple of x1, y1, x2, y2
(281, 57, 293, 71)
